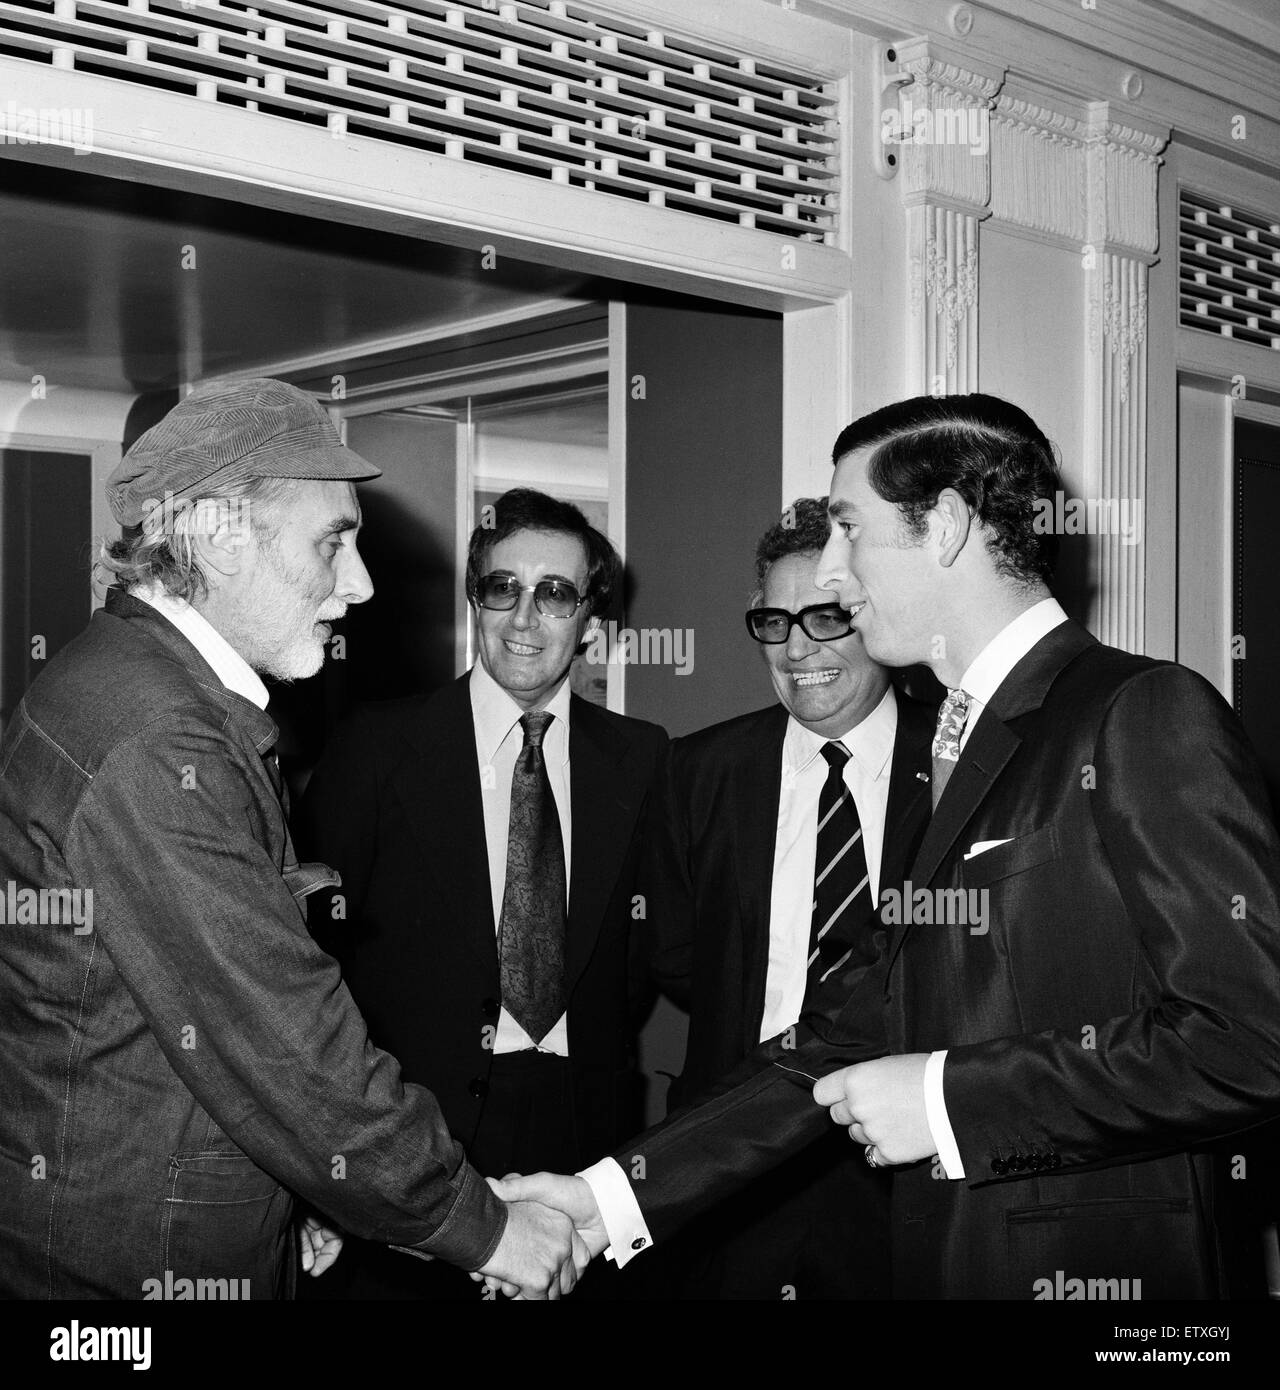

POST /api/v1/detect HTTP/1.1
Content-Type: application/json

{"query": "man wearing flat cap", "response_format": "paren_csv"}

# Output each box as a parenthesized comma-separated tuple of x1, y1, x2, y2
(0, 378, 584, 1300)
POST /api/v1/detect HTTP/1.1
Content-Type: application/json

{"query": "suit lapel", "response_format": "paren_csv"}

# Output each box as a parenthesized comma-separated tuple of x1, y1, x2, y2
(887, 620, 1096, 969)
(735, 707, 788, 1050)
(906, 715, 1022, 896)
(880, 693, 934, 893)
(566, 699, 642, 989)
(394, 675, 498, 976)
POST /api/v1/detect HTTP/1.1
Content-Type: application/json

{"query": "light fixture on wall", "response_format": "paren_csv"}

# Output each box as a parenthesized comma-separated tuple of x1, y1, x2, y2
(873, 41, 913, 182)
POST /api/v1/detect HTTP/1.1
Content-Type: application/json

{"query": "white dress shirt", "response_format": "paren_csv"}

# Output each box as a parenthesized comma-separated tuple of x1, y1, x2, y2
(582, 684, 901, 1265)
(470, 661, 572, 1057)
(762, 686, 897, 1039)
(924, 597, 1069, 1178)
(130, 584, 269, 711)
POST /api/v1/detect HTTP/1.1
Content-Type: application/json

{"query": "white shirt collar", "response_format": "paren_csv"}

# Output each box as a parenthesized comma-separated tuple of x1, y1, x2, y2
(130, 584, 270, 710)
(784, 684, 897, 780)
(957, 597, 1069, 707)
(469, 659, 572, 765)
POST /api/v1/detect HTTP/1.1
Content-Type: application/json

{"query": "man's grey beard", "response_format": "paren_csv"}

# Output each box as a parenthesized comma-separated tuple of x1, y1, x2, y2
(222, 544, 345, 681)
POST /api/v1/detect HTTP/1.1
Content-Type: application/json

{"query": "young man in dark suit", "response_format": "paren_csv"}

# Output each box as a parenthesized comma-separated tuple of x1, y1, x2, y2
(494, 394, 1280, 1301)
(297, 488, 666, 1298)
(648, 498, 934, 1298)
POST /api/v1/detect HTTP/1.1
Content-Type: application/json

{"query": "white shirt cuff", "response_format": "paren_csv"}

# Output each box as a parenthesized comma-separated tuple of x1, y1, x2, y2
(577, 1157, 654, 1268)
(924, 1049, 966, 1179)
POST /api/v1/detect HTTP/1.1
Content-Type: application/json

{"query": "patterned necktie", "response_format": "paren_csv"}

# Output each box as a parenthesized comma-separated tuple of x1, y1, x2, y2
(931, 688, 972, 811)
(497, 711, 567, 1045)
(807, 741, 873, 986)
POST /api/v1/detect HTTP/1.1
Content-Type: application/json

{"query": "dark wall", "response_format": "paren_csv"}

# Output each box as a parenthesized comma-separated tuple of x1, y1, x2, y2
(270, 412, 458, 798)
(1234, 417, 1280, 819)
(623, 301, 782, 737)
(1, 450, 93, 726)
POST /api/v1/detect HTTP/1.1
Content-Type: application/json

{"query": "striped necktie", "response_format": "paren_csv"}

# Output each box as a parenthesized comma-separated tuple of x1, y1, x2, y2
(807, 741, 873, 985)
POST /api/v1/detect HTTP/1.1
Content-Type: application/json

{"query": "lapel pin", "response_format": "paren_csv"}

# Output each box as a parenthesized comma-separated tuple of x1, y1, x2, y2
(916, 772, 930, 782)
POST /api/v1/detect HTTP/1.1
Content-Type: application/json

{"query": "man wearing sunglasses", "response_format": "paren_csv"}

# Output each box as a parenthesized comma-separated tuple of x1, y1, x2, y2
(644, 497, 937, 1298)
(297, 487, 666, 1299)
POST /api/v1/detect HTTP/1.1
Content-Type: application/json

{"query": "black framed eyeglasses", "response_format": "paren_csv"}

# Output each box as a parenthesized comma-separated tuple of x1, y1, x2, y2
(475, 573, 587, 619)
(745, 602, 854, 644)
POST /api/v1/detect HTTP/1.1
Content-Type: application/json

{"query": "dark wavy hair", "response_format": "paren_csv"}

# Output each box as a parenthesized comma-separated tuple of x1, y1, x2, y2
(465, 488, 621, 618)
(751, 496, 831, 598)
(831, 394, 1064, 585)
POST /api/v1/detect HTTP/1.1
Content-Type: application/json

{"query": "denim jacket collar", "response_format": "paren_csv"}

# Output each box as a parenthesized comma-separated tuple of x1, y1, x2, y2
(102, 587, 278, 754)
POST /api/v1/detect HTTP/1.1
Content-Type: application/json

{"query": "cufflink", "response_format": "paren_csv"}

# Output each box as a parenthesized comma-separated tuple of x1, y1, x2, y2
(631, 1237, 647, 1250)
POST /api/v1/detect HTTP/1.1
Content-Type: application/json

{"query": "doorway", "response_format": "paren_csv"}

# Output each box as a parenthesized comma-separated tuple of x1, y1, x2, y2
(1234, 416, 1280, 816)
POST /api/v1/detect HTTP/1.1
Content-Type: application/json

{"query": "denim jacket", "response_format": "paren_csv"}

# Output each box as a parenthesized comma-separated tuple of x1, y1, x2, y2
(0, 589, 505, 1298)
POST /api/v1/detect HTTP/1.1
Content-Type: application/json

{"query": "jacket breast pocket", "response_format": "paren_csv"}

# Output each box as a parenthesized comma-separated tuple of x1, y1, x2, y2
(961, 824, 1059, 888)
(159, 1152, 293, 1298)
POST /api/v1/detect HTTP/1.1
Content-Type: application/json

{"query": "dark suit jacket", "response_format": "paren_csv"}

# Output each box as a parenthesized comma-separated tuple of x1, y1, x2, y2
(608, 621, 1280, 1299)
(649, 692, 935, 1105)
(296, 673, 667, 1165)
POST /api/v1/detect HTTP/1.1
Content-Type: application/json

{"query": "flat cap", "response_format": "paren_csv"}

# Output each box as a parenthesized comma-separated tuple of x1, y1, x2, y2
(107, 377, 381, 527)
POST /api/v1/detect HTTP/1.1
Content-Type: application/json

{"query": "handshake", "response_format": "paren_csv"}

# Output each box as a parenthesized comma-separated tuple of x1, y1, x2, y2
(467, 1173, 606, 1300)
(298, 1173, 606, 1301)
(297, 1055, 937, 1299)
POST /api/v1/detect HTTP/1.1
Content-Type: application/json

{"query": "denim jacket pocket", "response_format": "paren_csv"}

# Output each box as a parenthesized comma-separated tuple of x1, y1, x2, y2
(159, 1152, 292, 1298)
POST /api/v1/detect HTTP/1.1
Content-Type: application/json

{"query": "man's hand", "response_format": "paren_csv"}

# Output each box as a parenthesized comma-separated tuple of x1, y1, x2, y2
(812, 1054, 935, 1166)
(298, 1213, 344, 1277)
(489, 1172, 608, 1259)
(472, 1193, 585, 1300)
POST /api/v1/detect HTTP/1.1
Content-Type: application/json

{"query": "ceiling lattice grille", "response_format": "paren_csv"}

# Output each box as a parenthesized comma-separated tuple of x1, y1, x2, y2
(0, 0, 839, 242)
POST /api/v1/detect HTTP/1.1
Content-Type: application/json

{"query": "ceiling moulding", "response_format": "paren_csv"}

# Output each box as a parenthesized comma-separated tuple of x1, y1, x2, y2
(229, 299, 598, 385)
(802, 0, 1280, 145)
(990, 84, 1092, 246)
(988, 80, 1170, 256)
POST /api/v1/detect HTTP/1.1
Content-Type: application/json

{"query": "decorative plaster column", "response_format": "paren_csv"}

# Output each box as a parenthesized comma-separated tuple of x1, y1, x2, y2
(1082, 106, 1167, 653)
(987, 85, 1166, 651)
(893, 39, 1004, 396)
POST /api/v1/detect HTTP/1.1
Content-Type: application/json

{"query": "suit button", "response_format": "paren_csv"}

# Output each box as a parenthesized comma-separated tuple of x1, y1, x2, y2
(1009, 1153, 1026, 1172)
(630, 1237, 647, 1251)
(468, 1077, 488, 1099)
(481, 998, 499, 1019)
(991, 1157, 1007, 1176)
(1049, 1153, 1062, 1169)
(1027, 1154, 1043, 1172)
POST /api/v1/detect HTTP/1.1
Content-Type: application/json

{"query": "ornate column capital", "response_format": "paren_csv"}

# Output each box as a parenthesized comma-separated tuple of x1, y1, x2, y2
(890, 37, 1005, 214)
(1083, 102, 1170, 260)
